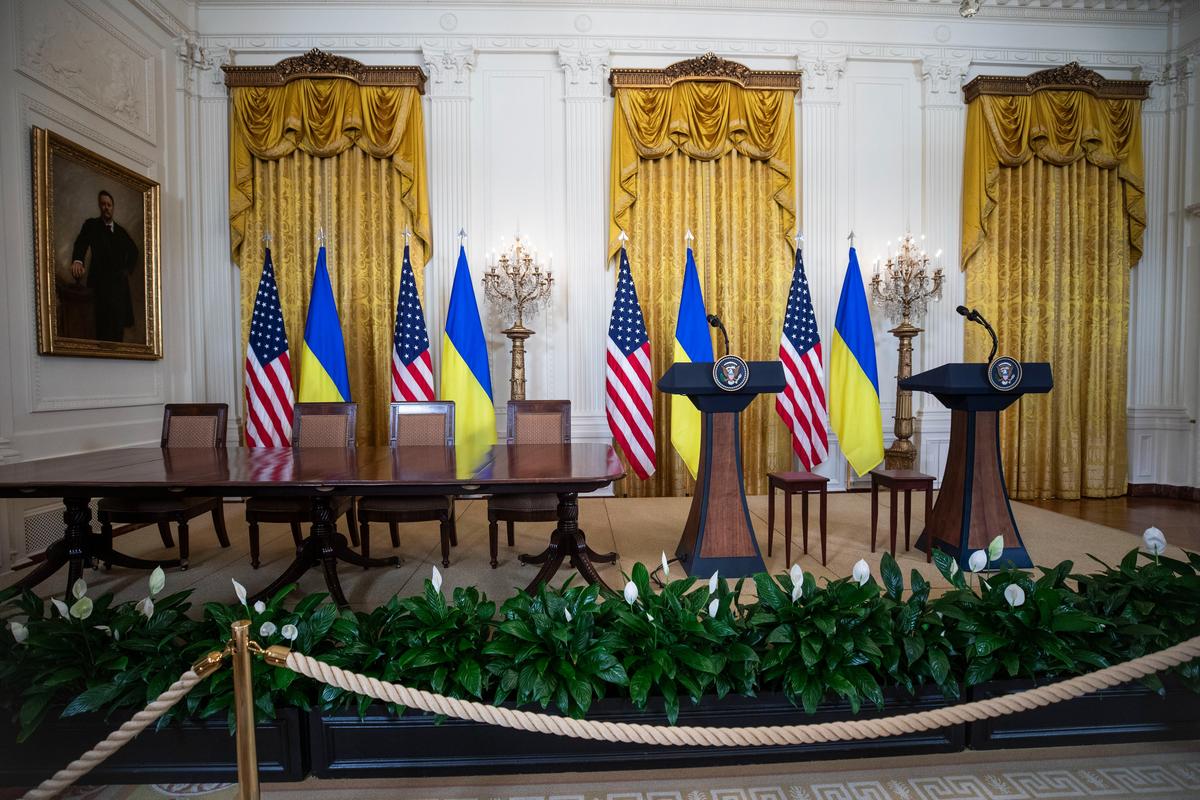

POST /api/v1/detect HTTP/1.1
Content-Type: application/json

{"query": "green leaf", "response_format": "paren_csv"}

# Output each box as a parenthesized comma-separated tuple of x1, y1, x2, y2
(880, 552, 903, 601)
(903, 636, 925, 665)
(927, 647, 950, 685)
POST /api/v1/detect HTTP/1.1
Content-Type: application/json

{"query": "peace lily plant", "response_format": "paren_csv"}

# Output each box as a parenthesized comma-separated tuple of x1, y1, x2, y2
(0, 531, 1196, 740)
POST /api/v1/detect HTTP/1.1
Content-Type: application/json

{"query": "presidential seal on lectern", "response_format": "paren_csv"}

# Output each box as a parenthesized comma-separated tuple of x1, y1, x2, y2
(713, 354, 749, 392)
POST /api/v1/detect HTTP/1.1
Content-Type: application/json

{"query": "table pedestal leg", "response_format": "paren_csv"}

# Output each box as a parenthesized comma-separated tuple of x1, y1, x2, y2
(519, 493, 615, 592)
(251, 495, 399, 608)
(12, 497, 179, 596)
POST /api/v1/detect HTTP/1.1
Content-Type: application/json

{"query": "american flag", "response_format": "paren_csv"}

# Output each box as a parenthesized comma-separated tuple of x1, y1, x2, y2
(606, 246, 656, 480)
(391, 243, 434, 402)
(245, 247, 295, 447)
(776, 249, 829, 470)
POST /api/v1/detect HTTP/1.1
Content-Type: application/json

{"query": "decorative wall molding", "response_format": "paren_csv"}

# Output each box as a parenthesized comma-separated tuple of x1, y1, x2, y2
(796, 55, 847, 103)
(129, 0, 191, 38)
(178, 37, 231, 98)
(559, 47, 609, 99)
(421, 45, 477, 98)
(921, 56, 971, 106)
(17, 0, 157, 144)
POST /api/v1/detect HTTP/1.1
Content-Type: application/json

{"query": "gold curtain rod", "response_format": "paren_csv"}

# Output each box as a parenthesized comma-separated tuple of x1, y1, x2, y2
(963, 62, 1149, 103)
(608, 52, 802, 96)
(223, 48, 426, 92)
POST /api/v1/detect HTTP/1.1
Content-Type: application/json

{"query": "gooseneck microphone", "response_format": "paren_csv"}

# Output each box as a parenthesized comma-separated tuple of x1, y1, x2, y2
(706, 314, 731, 357)
(956, 305, 999, 363)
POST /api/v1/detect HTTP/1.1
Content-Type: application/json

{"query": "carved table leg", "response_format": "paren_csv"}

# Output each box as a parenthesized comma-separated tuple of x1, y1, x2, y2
(521, 493, 614, 593)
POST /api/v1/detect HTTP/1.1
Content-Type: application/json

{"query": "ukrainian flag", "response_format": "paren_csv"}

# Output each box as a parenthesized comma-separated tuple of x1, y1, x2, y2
(298, 245, 351, 403)
(671, 245, 713, 478)
(441, 245, 496, 473)
(829, 247, 883, 475)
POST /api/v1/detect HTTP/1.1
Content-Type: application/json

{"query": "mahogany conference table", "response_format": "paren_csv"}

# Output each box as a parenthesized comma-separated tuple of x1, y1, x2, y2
(0, 444, 625, 606)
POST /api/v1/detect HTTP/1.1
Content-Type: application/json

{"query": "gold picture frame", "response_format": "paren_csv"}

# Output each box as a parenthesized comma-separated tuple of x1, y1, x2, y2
(32, 126, 162, 360)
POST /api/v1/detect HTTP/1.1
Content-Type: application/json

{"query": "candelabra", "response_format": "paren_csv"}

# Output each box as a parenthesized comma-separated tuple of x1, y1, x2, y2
(482, 233, 554, 401)
(869, 234, 944, 470)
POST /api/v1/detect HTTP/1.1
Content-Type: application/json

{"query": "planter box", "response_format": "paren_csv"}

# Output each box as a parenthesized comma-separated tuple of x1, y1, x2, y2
(967, 676, 1200, 749)
(309, 688, 962, 778)
(0, 707, 307, 785)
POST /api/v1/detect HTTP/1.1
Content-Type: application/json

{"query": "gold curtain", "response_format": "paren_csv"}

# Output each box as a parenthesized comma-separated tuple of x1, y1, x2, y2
(961, 90, 1144, 499)
(228, 79, 431, 446)
(611, 80, 797, 498)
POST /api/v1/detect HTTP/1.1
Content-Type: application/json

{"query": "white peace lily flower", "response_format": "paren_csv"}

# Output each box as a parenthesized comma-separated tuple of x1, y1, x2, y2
(8, 621, 28, 644)
(69, 596, 93, 620)
(135, 597, 155, 619)
(232, 579, 248, 607)
(623, 581, 639, 605)
(987, 535, 1004, 562)
(281, 624, 299, 641)
(708, 571, 719, 595)
(431, 565, 443, 594)
(51, 598, 70, 619)
(93, 625, 113, 639)
(564, 608, 573, 623)
(646, 612, 654, 622)
(789, 563, 803, 587)
(852, 559, 871, 586)
(72, 578, 87, 600)
(1003, 584, 1026, 608)
(148, 566, 166, 597)
(708, 597, 719, 618)
(791, 581, 803, 602)
(1143, 527, 1167, 556)
(968, 550, 988, 573)
(254, 601, 266, 614)
(661, 552, 672, 579)
(259, 621, 277, 638)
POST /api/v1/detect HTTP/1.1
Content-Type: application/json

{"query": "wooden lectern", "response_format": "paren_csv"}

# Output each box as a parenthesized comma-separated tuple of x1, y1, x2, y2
(658, 361, 785, 577)
(901, 362, 1052, 569)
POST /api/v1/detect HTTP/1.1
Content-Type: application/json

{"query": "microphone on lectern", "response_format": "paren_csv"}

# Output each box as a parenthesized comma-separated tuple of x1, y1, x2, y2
(706, 314, 731, 357)
(956, 306, 999, 363)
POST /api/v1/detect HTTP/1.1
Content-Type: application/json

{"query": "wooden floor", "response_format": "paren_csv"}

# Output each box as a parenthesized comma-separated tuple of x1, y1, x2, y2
(1025, 496, 1200, 552)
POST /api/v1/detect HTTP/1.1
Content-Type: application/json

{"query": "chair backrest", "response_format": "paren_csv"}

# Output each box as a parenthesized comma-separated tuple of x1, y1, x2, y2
(161, 404, 228, 448)
(507, 400, 571, 445)
(292, 402, 357, 447)
(388, 401, 455, 446)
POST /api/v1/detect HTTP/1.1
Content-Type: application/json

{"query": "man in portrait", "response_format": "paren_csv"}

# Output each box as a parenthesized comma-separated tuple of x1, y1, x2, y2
(69, 190, 138, 342)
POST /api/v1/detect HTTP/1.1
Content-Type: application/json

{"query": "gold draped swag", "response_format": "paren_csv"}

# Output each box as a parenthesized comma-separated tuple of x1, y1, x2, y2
(224, 51, 431, 447)
(960, 64, 1149, 499)
(609, 55, 801, 497)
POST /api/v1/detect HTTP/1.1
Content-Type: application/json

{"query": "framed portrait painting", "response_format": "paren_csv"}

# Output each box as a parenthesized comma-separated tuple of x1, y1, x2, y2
(32, 126, 162, 359)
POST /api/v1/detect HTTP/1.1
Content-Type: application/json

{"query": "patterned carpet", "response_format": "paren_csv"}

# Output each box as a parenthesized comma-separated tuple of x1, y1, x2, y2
(44, 741, 1200, 800)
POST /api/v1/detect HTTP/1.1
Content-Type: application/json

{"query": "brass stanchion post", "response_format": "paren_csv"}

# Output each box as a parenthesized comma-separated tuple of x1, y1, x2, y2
(231, 619, 260, 800)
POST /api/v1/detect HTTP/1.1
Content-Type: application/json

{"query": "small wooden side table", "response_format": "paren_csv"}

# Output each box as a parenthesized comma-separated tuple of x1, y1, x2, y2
(870, 468, 935, 560)
(767, 471, 829, 566)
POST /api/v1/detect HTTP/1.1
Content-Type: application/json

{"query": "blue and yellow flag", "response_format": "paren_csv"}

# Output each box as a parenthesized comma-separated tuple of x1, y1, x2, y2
(298, 246, 351, 403)
(441, 245, 496, 473)
(671, 245, 713, 477)
(829, 247, 883, 475)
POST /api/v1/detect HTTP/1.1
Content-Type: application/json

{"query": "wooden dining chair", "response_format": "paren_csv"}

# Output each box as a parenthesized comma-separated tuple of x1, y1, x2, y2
(246, 402, 360, 569)
(97, 404, 232, 570)
(357, 402, 458, 567)
(487, 400, 570, 568)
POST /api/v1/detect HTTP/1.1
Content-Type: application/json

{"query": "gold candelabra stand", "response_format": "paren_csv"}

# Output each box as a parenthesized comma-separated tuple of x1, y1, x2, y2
(870, 234, 944, 471)
(482, 234, 554, 401)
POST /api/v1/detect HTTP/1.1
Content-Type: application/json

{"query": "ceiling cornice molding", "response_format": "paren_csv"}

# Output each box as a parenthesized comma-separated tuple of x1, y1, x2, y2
(128, 0, 193, 38)
(608, 52, 802, 95)
(193, 0, 1179, 27)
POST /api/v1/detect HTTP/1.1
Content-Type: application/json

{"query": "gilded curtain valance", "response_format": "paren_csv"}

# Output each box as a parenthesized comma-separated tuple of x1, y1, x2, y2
(228, 78, 431, 262)
(962, 89, 1146, 272)
(610, 80, 797, 256)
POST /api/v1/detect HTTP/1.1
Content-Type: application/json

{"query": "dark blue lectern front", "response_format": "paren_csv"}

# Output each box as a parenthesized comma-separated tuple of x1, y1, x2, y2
(901, 362, 1052, 569)
(658, 361, 785, 577)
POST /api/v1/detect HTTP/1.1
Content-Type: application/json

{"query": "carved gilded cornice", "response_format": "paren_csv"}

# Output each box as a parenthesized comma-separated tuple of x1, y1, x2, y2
(222, 48, 426, 93)
(608, 52, 802, 96)
(963, 62, 1148, 103)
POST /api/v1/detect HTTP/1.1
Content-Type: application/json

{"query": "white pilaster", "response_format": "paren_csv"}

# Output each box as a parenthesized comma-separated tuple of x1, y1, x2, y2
(422, 46, 476, 385)
(180, 39, 239, 438)
(916, 56, 970, 484)
(798, 54, 847, 490)
(558, 47, 610, 441)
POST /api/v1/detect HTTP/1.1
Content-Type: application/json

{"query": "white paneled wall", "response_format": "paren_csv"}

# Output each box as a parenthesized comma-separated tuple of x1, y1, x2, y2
(1, 2, 1198, 568)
